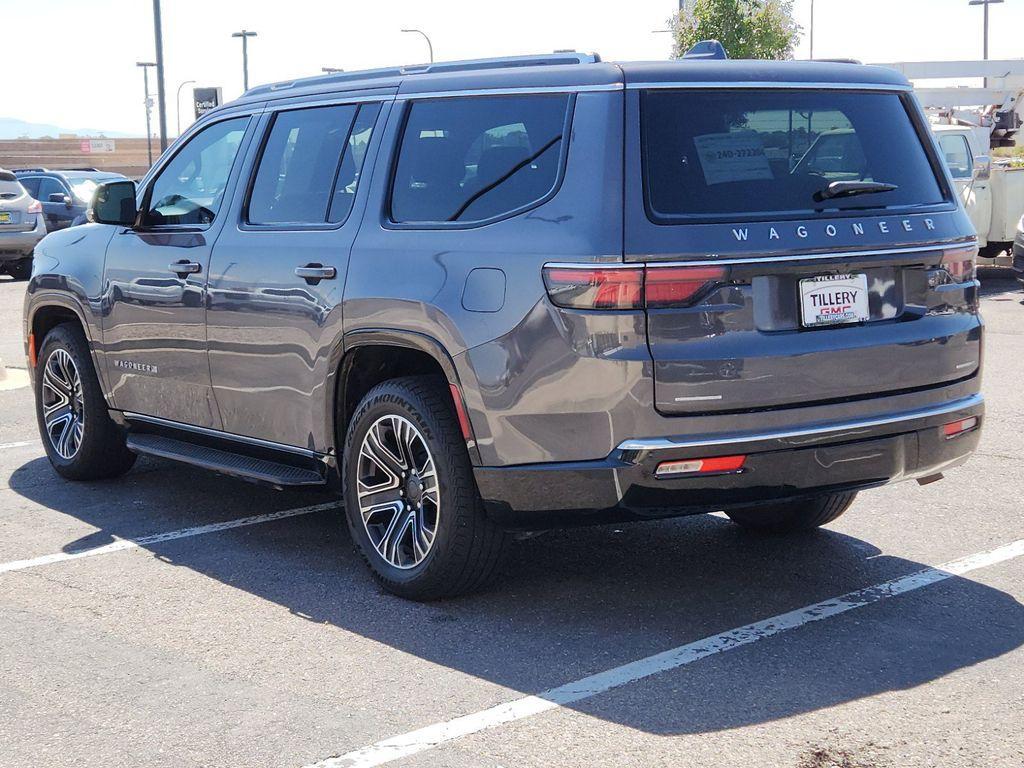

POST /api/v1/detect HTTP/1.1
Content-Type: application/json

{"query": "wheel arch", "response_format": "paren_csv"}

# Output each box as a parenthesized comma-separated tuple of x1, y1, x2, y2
(25, 294, 107, 394)
(328, 329, 481, 465)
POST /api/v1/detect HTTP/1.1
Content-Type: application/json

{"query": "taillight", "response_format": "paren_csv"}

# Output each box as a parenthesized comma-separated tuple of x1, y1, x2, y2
(645, 266, 727, 308)
(27, 200, 42, 215)
(941, 245, 977, 283)
(655, 455, 746, 478)
(943, 416, 978, 439)
(543, 264, 727, 310)
(543, 267, 644, 310)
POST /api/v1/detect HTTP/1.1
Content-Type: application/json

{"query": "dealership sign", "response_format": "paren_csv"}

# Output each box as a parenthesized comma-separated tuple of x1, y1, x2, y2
(80, 139, 115, 154)
(194, 87, 223, 119)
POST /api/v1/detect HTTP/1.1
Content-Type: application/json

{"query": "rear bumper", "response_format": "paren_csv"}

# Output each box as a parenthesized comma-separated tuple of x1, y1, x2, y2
(0, 217, 46, 260)
(474, 393, 984, 528)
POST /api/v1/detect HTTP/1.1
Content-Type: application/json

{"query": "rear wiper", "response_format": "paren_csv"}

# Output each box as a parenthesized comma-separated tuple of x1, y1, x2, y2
(814, 181, 898, 202)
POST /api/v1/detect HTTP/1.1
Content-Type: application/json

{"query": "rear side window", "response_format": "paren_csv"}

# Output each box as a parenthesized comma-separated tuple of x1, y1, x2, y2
(19, 177, 41, 198)
(390, 94, 570, 224)
(937, 133, 973, 179)
(641, 89, 947, 222)
(248, 103, 381, 226)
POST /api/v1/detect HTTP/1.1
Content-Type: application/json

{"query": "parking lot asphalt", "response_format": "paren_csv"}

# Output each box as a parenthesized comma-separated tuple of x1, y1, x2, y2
(1, 270, 1022, 768)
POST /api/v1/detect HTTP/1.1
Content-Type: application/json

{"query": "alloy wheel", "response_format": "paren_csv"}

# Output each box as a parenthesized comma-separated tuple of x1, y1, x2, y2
(41, 348, 85, 460)
(356, 414, 440, 569)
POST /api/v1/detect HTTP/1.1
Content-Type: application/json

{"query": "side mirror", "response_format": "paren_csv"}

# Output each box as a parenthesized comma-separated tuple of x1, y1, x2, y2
(47, 192, 67, 205)
(973, 154, 991, 182)
(89, 180, 137, 226)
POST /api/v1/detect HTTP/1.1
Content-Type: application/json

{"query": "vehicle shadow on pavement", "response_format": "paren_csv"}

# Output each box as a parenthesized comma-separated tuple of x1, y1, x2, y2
(9, 455, 1024, 736)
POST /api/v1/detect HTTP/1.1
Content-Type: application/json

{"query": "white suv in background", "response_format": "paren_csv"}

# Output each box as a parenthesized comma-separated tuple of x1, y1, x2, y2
(0, 169, 46, 280)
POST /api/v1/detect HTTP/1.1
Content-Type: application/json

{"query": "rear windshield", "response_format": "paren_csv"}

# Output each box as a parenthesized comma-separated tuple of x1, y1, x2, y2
(641, 89, 947, 222)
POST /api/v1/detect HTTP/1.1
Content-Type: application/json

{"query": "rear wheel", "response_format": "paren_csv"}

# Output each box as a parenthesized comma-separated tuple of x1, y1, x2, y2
(725, 492, 857, 534)
(342, 376, 509, 600)
(6, 257, 32, 281)
(35, 324, 136, 480)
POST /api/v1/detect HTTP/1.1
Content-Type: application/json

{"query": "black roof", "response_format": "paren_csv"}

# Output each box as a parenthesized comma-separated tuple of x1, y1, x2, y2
(207, 53, 910, 121)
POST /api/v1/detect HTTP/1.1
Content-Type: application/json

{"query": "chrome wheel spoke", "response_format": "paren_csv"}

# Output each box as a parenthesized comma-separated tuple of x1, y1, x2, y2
(356, 414, 440, 570)
(40, 348, 84, 460)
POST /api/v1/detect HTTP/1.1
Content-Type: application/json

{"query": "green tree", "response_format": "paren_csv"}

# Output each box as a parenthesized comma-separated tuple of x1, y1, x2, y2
(672, 0, 801, 60)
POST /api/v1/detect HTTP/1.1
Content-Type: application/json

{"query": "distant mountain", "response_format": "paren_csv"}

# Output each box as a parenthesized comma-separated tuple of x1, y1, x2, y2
(0, 117, 139, 140)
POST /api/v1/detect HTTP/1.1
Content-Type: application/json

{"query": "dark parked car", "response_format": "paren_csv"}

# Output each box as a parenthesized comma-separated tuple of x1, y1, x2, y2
(15, 168, 127, 231)
(23, 48, 983, 599)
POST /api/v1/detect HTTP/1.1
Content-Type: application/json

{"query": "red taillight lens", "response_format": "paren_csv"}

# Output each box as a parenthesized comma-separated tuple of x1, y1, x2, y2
(27, 200, 42, 215)
(543, 267, 644, 310)
(941, 245, 977, 283)
(655, 455, 746, 477)
(543, 264, 727, 311)
(645, 266, 727, 308)
(942, 416, 978, 439)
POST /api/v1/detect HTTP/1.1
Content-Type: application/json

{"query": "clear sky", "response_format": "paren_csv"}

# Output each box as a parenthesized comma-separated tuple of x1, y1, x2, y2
(6, 0, 1022, 136)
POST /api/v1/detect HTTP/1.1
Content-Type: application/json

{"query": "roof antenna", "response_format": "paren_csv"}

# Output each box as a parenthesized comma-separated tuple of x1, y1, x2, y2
(683, 40, 728, 60)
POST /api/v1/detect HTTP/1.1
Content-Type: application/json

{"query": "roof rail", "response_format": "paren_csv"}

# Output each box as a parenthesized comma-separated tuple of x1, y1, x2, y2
(245, 50, 602, 97)
(12, 167, 48, 173)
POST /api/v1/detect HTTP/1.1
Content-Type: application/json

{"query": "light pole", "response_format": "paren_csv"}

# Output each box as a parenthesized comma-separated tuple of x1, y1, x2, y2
(152, 0, 168, 152)
(401, 28, 434, 63)
(231, 29, 258, 91)
(969, 0, 1003, 87)
(809, 0, 815, 59)
(175, 80, 196, 137)
(136, 61, 157, 167)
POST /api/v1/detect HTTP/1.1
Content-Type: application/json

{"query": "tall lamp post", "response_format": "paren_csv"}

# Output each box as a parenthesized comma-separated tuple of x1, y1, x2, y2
(401, 28, 434, 63)
(969, 0, 1003, 87)
(136, 61, 157, 167)
(152, 0, 168, 153)
(175, 79, 196, 137)
(809, 0, 815, 59)
(231, 29, 258, 91)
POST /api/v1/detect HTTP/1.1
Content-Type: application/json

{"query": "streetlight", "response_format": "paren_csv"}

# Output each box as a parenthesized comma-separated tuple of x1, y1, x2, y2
(809, 0, 815, 59)
(321, 67, 345, 74)
(175, 80, 196, 137)
(136, 61, 157, 167)
(401, 28, 434, 63)
(152, 0, 168, 153)
(969, 0, 1003, 88)
(231, 29, 258, 91)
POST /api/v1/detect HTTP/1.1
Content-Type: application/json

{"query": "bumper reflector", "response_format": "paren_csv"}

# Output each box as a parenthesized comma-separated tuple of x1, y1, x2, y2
(943, 416, 978, 439)
(655, 455, 746, 477)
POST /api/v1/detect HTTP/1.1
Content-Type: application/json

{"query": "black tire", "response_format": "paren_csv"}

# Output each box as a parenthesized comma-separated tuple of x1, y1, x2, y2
(6, 257, 32, 281)
(342, 375, 509, 600)
(35, 323, 136, 481)
(724, 492, 857, 534)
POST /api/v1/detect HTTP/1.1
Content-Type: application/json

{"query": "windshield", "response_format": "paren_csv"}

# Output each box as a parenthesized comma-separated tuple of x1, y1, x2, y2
(641, 89, 947, 222)
(69, 177, 121, 202)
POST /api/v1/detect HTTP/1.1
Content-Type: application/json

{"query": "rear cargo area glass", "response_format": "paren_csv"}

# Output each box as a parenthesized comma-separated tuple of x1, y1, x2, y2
(641, 89, 947, 221)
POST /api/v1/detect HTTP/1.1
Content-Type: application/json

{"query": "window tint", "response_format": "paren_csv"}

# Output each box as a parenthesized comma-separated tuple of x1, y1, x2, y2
(641, 90, 946, 221)
(390, 94, 569, 223)
(328, 103, 381, 224)
(248, 105, 357, 225)
(144, 117, 248, 226)
(19, 177, 41, 198)
(938, 133, 972, 179)
(37, 177, 66, 201)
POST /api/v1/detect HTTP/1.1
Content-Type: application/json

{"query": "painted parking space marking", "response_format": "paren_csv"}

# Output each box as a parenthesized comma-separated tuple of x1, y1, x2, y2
(0, 502, 336, 575)
(0, 439, 39, 450)
(308, 537, 1024, 768)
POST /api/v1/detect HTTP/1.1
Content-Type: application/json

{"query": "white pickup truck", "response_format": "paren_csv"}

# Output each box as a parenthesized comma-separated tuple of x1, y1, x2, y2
(932, 124, 1024, 260)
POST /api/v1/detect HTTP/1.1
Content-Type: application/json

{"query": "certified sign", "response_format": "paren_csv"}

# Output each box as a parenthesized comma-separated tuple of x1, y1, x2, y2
(193, 87, 223, 119)
(800, 273, 870, 327)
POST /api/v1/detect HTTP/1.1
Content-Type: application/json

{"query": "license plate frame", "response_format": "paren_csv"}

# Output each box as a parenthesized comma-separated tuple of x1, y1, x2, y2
(799, 273, 870, 328)
(0, 212, 11, 224)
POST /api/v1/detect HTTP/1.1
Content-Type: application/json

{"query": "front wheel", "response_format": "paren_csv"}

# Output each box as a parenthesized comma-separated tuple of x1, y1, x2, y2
(342, 376, 509, 600)
(725, 492, 857, 534)
(35, 324, 136, 480)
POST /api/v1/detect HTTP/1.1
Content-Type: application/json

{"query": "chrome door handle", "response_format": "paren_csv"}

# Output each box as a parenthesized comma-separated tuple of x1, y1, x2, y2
(169, 260, 201, 276)
(295, 263, 337, 285)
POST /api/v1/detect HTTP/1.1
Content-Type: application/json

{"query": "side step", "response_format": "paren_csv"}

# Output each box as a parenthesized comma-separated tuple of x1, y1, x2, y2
(126, 434, 326, 488)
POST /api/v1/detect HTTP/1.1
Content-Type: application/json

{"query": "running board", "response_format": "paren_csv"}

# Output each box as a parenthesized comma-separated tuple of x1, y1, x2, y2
(126, 434, 326, 488)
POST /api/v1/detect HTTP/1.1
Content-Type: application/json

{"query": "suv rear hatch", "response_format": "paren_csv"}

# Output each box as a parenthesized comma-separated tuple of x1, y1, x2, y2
(626, 85, 980, 415)
(0, 171, 37, 232)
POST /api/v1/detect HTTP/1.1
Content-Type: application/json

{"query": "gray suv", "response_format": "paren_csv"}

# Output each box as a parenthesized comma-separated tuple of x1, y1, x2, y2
(23, 49, 984, 599)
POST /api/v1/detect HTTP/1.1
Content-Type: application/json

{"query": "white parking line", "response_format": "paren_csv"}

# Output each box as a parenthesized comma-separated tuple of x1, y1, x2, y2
(309, 537, 1024, 768)
(0, 439, 39, 450)
(0, 501, 337, 575)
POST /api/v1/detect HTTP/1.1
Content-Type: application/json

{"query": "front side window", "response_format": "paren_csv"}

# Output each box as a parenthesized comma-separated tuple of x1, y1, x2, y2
(144, 117, 248, 226)
(37, 177, 67, 201)
(390, 94, 570, 224)
(641, 90, 947, 222)
(938, 133, 973, 179)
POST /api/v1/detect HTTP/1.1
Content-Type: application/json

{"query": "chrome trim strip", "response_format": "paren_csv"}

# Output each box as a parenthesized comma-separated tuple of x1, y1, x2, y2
(627, 81, 913, 92)
(544, 241, 976, 270)
(121, 412, 326, 460)
(616, 394, 984, 452)
(397, 83, 623, 100)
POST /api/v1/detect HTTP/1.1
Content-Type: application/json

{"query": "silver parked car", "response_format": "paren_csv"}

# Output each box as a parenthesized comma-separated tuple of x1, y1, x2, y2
(0, 169, 46, 280)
